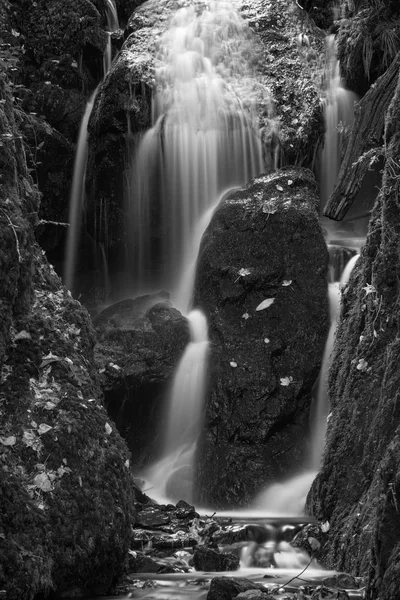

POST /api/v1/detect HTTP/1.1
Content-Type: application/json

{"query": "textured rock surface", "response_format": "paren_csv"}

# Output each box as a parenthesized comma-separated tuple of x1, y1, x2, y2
(193, 546, 240, 572)
(0, 71, 137, 600)
(95, 294, 190, 466)
(307, 67, 400, 600)
(193, 168, 329, 508)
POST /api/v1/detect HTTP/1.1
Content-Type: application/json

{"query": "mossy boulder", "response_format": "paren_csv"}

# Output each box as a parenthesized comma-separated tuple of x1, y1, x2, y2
(193, 168, 329, 508)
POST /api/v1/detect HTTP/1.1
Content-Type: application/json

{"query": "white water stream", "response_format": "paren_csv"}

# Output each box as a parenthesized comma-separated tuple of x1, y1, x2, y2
(64, 1, 119, 290)
(320, 35, 357, 207)
(127, 0, 266, 294)
(140, 0, 270, 504)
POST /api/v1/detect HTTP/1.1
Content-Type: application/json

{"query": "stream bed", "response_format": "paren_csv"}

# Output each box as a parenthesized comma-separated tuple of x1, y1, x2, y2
(92, 502, 366, 600)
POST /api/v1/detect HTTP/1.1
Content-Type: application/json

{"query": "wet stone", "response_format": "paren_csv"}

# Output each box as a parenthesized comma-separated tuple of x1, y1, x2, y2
(206, 577, 273, 600)
(193, 546, 240, 572)
(135, 508, 171, 528)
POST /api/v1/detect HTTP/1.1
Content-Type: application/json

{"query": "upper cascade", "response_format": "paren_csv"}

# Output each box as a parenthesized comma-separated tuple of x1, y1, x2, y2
(127, 0, 270, 295)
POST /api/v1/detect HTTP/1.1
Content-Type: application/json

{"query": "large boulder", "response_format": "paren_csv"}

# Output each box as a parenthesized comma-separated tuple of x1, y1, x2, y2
(192, 168, 329, 508)
(0, 70, 137, 600)
(94, 294, 190, 466)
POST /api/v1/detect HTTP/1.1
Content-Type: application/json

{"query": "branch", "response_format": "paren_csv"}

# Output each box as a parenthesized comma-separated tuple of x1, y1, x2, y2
(323, 52, 400, 221)
(0, 209, 21, 263)
(275, 556, 313, 591)
(37, 219, 70, 227)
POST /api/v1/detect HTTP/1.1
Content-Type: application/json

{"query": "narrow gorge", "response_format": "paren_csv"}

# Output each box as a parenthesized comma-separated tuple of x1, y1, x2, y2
(1, 1, 400, 599)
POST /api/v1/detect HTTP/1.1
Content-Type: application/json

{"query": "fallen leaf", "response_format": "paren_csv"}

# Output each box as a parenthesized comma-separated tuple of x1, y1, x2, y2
(38, 423, 52, 435)
(264, 338, 270, 344)
(230, 361, 238, 368)
(238, 268, 251, 277)
(14, 330, 31, 341)
(33, 473, 52, 492)
(256, 298, 275, 311)
(242, 313, 250, 320)
(362, 283, 376, 296)
(40, 352, 62, 368)
(282, 280, 292, 286)
(105, 422, 112, 435)
(276, 185, 284, 191)
(321, 521, 330, 533)
(0, 435, 16, 446)
(280, 376, 293, 386)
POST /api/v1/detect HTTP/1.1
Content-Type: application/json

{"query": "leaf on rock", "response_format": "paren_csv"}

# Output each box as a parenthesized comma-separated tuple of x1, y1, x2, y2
(321, 521, 330, 533)
(33, 472, 52, 492)
(38, 423, 52, 435)
(0, 435, 16, 446)
(362, 283, 376, 296)
(40, 352, 62, 368)
(280, 376, 293, 386)
(307, 536, 321, 551)
(14, 330, 32, 341)
(256, 298, 275, 311)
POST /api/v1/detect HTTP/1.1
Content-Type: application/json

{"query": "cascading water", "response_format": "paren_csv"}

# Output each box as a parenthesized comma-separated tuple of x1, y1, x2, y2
(127, 0, 266, 294)
(138, 1, 272, 504)
(103, 0, 119, 74)
(252, 252, 360, 515)
(320, 35, 357, 207)
(145, 310, 209, 503)
(64, 1, 119, 291)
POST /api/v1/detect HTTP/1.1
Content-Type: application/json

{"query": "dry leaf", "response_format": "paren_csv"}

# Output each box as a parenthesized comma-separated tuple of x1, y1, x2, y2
(256, 298, 275, 311)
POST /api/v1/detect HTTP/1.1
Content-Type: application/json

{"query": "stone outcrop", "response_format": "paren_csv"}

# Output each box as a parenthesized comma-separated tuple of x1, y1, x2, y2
(307, 62, 400, 600)
(94, 294, 190, 467)
(0, 72, 137, 600)
(193, 168, 329, 508)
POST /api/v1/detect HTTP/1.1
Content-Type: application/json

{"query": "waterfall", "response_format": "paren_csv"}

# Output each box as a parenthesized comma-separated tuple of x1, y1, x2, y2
(103, 0, 119, 74)
(64, 93, 96, 290)
(132, 1, 271, 503)
(320, 35, 357, 207)
(127, 0, 266, 295)
(310, 253, 359, 468)
(145, 310, 209, 504)
(64, 0, 119, 291)
(252, 253, 359, 515)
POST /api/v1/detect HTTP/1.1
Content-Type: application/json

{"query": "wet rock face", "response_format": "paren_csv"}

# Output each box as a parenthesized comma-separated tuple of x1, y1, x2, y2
(0, 77, 137, 600)
(193, 168, 329, 508)
(85, 0, 324, 285)
(307, 73, 400, 600)
(193, 546, 240, 572)
(94, 294, 190, 466)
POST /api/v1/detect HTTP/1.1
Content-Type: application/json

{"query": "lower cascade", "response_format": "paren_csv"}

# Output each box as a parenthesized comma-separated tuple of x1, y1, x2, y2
(145, 309, 209, 504)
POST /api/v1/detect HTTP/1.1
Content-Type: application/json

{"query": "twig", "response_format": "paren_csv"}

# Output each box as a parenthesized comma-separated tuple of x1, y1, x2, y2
(0, 209, 21, 263)
(296, 0, 305, 8)
(276, 556, 313, 591)
(38, 219, 70, 227)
